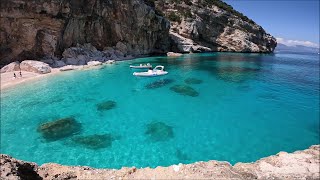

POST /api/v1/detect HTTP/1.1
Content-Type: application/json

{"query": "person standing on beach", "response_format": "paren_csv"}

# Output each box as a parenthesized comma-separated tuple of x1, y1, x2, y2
(13, 73, 16, 79)
(19, 70, 22, 77)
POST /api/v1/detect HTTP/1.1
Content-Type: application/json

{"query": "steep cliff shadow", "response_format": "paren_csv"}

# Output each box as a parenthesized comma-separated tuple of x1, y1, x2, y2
(136, 53, 268, 83)
(195, 53, 265, 83)
(17, 163, 42, 180)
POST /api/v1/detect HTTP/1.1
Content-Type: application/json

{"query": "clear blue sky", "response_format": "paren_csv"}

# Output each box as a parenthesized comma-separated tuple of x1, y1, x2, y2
(224, 0, 319, 46)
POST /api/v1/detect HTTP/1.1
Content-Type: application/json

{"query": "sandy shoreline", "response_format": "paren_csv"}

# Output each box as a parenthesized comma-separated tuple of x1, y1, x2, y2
(0, 68, 61, 91)
(0, 63, 113, 91)
(0, 53, 176, 91)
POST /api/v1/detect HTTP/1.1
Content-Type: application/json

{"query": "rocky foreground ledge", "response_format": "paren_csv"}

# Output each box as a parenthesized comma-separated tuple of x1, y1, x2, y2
(1, 145, 319, 179)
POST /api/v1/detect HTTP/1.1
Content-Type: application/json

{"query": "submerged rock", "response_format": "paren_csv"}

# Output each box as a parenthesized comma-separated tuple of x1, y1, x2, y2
(96, 100, 116, 111)
(37, 117, 82, 141)
(257, 93, 279, 100)
(170, 85, 199, 97)
(237, 84, 251, 91)
(145, 79, 175, 89)
(145, 122, 174, 142)
(72, 134, 120, 150)
(175, 149, 190, 162)
(184, 78, 203, 84)
(213, 67, 259, 83)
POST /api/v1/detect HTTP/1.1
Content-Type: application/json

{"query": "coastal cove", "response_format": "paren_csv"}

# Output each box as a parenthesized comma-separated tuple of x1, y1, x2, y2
(1, 52, 319, 169)
(1, 0, 319, 179)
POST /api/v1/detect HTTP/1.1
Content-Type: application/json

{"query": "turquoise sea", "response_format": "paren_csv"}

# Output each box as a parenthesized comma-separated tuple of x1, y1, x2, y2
(1, 52, 319, 168)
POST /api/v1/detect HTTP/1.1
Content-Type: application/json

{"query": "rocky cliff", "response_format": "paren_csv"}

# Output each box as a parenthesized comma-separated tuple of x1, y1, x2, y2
(1, 145, 319, 179)
(154, 0, 277, 53)
(0, 0, 170, 66)
(0, 0, 277, 66)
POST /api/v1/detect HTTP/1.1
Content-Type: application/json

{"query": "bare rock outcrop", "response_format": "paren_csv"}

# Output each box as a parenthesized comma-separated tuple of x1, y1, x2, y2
(167, 52, 183, 57)
(87, 61, 102, 66)
(0, 154, 41, 180)
(58, 43, 130, 66)
(0, 61, 20, 73)
(0, 0, 170, 66)
(155, 0, 277, 53)
(20, 60, 51, 74)
(234, 145, 320, 179)
(0, 0, 278, 66)
(1, 145, 319, 179)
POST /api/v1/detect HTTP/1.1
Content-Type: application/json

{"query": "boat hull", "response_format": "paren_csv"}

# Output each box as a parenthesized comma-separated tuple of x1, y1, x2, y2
(133, 71, 168, 77)
(130, 65, 152, 69)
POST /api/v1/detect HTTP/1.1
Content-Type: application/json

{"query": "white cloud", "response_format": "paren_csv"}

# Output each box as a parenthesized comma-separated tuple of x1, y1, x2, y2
(276, 37, 319, 48)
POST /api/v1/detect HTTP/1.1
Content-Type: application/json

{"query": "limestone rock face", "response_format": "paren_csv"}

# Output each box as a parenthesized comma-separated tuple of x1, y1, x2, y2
(87, 61, 102, 66)
(59, 65, 83, 72)
(0, 0, 170, 66)
(58, 43, 132, 65)
(0, 61, 20, 73)
(167, 52, 183, 57)
(0, 154, 41, 180)
(20, 60, 51, 74)
(155, 0, 277, 53)
(0, 0, 277, 66)
(1, 145, 318, 179)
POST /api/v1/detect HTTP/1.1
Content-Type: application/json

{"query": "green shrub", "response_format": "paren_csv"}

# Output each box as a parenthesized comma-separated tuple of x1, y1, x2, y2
(182, 9, 193, 18)
(201, 0, 255, 24)
(168, 12, 181, 23)
(155, 7, 165, 16)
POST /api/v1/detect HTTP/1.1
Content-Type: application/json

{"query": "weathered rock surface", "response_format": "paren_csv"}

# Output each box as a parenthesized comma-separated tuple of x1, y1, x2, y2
(155, 0, 277, 53)
(0, 154, 41, 180)
(0, 0, 170, 66)
(57, 44, 130, 65)
(1, 145, 318, 179)
(0, 61, 20, 73)
(0, 0, 277, 67)
(37, 117, 82, 141)
(170, 84, 199, 97)
(20, 60, 51, 74)
(145, 79, 175, 89)
(59, 65, 83, 72)
(167, 52, 183, 57)
(87, 61, 102, 66)
(96, 100, 117, 111)
(105, 60, 116, 64)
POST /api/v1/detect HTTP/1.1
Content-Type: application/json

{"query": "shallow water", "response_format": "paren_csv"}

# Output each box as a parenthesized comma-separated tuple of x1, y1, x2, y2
(1, 52, 319, 168)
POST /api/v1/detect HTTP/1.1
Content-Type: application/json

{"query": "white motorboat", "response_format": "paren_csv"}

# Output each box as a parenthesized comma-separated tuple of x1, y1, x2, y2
(133, 65, 168, 77)
(130, 63, 152, 69)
